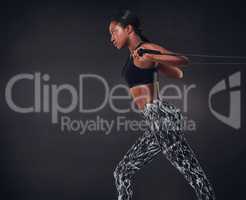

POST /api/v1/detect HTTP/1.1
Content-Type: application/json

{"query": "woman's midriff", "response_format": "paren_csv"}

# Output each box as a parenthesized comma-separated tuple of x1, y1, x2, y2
(129, 83, 155, 111)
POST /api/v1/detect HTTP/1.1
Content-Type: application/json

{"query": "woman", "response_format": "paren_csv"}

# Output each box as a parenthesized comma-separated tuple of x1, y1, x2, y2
(109, 9, 216, 200)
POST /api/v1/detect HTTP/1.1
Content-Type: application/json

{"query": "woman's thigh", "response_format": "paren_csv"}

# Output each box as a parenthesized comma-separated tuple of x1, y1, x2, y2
(115, 127, 161, 176)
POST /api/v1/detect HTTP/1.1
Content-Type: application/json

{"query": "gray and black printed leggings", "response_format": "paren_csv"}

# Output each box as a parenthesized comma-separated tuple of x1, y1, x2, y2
(113, 99, 216, 200)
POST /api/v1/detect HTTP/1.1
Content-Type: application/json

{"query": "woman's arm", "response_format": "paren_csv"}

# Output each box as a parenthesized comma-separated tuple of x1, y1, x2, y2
(133, 43, 190, 66)
(156, 62, 184, 79)
(132, 42, 187, 78)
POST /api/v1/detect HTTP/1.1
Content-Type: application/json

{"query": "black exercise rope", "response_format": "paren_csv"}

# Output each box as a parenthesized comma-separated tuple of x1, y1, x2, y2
(137, 48, 246, 65)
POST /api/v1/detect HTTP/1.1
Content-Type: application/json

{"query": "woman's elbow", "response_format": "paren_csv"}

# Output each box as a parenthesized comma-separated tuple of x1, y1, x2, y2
(158, 65, 184, 79)
(177, 70, 183, 79)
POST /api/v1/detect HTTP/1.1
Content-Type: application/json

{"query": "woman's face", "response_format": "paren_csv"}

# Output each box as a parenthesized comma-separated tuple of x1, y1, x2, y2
(109, 21, 129, 49)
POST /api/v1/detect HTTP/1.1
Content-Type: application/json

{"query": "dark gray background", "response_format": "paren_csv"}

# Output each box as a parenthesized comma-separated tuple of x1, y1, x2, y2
(0, 0, 245, 199)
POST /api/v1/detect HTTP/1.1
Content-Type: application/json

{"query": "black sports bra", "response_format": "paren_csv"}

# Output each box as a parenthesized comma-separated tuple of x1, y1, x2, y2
(121, 42, 157, 88)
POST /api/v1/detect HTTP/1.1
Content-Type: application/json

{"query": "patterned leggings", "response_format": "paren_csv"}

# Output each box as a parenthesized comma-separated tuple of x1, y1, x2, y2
(113, 99, 216, 200)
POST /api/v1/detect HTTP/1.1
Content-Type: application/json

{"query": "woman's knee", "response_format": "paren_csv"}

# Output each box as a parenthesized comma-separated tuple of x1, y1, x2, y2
(113, 165, 121, 180)
(113, 162, 126, 181)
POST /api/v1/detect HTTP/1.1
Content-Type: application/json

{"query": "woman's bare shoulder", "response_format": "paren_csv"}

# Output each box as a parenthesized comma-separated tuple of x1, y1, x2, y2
(141, 42, 171, 53)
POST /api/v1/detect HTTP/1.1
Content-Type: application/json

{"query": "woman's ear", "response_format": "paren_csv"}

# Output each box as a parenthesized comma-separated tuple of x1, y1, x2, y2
(126, 24, 134, 34)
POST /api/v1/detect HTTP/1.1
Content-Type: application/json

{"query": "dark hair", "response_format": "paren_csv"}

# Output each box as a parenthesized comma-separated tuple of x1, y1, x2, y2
(109, 9, 150, 42)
